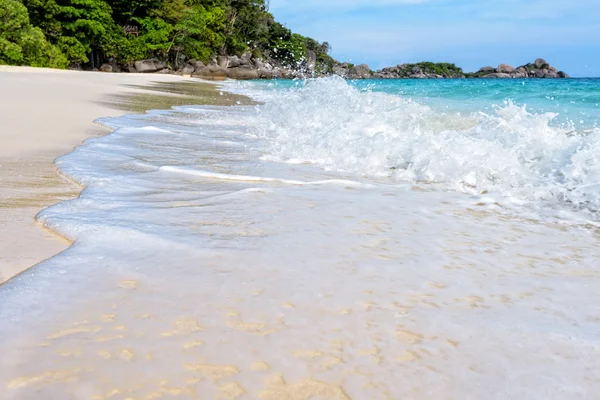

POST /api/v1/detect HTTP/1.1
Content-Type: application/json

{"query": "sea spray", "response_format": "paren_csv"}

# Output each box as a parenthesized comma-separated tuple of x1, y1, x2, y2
(240, 76, 600, 222)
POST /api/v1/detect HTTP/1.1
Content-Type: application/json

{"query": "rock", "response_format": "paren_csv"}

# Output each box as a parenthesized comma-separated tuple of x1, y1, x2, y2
(240, 51, 253, 65)
(258, 69, 273, 79)
(544, 71, 559, 78)
(193, 61, 206, 70)
(254, 59, 266, 70)
(333, 65, 347, 76)
(99, 64, 113, 73)
(192, 65, 228, 80)
(483, 73, 512, 78)
(134, 59, 165, 73)
(307, 50, 317, 70)
(411, 66, 422, 74)
(228, 56, 241, 68)
(347, 64, 371, 79)
(558, 71, 570, 78)
(271, 69, 283, 79)
(535, 70, 545, 78)
(123, 64, 136, 73)
(479, 66, 495, 73)
(217, 55, 229, 69)
(535, 58, 548, 69)
(497, 64, 516, 73)
(227, 67, 259, 80)
(180, 64, 194, 76)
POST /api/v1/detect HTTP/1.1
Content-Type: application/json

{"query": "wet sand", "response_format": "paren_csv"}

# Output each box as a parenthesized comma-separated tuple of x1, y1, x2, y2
(0, 66, 247, 283)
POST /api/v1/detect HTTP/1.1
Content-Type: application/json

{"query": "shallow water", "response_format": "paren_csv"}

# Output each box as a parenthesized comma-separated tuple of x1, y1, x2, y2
(1, 78, 600, 399)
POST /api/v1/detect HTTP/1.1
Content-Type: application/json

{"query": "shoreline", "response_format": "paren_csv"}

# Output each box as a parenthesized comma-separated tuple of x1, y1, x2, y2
(0, 66, 249, 284)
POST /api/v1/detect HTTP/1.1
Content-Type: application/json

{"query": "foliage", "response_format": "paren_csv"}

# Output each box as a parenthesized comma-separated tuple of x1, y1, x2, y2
(0, 0, 68, 67)
(173, 5, 225, 62)
(405, 62, 464, 76)
(7, 0, 335, 70)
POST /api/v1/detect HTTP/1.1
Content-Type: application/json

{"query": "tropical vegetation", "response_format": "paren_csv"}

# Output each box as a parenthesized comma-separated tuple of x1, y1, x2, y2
(0, 0, 333, 70)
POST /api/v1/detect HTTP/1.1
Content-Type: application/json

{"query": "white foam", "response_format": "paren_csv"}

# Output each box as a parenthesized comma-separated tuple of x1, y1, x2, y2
(250, 76, 600, 224)
(160, 165, 367, 187)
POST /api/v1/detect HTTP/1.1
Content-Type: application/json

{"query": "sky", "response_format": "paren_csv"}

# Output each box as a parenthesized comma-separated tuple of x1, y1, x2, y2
(269, 0, 600, 77)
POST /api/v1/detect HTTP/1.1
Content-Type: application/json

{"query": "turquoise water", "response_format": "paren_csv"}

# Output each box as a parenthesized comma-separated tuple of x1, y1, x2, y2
(249, 78, 600, 129)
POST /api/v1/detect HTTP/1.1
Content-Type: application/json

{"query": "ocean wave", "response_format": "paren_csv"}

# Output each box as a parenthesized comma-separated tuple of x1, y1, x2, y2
(249, 76, 600, 221)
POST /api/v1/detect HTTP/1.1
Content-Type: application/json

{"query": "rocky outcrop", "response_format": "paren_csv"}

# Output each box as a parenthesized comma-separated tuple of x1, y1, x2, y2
(191, 64, 228, 81)
(470, 59, 569, 79)
(227, 67, 259, 80)
(128, 55, 569, 81)
(178, 52, 301, 81)
(347, 64, 372, 79)
(134, 59, 166, 73)
(99, 64, 113, 73)
(373, 62, 465, 79)
(179, 64, 194, 77)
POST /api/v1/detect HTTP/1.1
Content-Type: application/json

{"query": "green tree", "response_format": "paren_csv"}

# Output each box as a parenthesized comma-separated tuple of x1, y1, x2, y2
(173, 5, 224, 62)
(23, 0, 116, 63)
(0, 0, 68, 67)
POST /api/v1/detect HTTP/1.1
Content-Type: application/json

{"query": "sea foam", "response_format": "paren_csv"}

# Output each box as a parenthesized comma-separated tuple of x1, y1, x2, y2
(237, 76, 600, 223)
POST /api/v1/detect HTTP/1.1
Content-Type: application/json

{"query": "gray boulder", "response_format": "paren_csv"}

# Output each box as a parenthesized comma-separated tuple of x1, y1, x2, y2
(535, 70, 545, 78)
(192, 65, 228, 80)
(497, 64, 516, 73)
(180, 64, 194, 76)
(254, 59, 267, 70)
(307, 50, 317, 70)
(134, 59, 165, 73)
(535, 58, 548, 69)
(347, 64, 371, 79)
(123, 64, 137, 73)
(240, 51, 253, 66)
(217, 55, 229, 69)
(189, 59, 205, 70)
(558, 71, 570, 78)
(258, 69, 273, 79)
(333, 65, 348, 76)
(99, 64, 113, 73)
(270, 69, 283, 79)
(479, 66, 495, 73)
(227, 67, 259, 80)
(228, 56, 241, 68)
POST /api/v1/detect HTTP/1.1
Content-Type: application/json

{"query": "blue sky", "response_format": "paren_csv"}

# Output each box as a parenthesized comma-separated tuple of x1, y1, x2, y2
(269, 0, 600, 77)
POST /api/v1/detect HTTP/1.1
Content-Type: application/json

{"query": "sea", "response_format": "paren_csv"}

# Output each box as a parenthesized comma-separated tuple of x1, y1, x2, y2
(1, 77, 600, 399)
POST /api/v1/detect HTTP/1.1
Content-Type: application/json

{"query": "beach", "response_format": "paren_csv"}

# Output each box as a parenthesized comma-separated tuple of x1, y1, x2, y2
(0, 67, 243, 284)
(1, 73, 599, 399)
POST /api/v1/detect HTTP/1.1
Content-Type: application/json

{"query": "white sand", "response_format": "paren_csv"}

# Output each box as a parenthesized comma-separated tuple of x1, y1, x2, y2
(0, 66, 196, 283)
